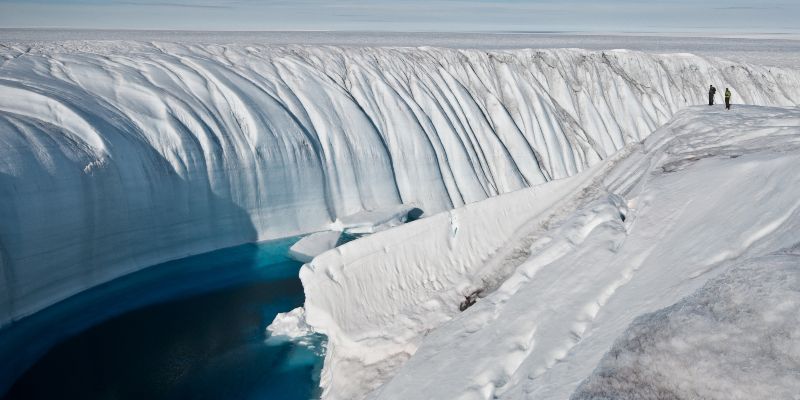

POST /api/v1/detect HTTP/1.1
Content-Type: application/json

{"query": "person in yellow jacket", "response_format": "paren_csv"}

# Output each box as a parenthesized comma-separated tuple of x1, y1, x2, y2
(725, 88, 732, 110)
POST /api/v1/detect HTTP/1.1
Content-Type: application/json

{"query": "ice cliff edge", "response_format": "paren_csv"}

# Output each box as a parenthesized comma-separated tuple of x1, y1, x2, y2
(1, 42, 799, 325)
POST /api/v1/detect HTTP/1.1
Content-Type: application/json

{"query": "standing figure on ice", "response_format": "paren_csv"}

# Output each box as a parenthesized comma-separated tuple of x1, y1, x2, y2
(725, 88, 732, 110)
(709, 85, 717, 105)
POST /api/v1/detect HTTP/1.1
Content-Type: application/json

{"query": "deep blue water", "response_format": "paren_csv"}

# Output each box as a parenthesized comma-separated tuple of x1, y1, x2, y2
(0, 237, 324, 400)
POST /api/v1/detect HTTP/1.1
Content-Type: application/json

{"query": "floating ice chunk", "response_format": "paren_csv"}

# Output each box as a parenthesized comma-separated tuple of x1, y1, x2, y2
(267, 307, 312, 340)
(287, 231, 343, 263)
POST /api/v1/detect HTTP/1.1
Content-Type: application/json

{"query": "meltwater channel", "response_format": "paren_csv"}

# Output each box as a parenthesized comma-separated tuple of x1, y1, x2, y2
(0, 236, 324, 400)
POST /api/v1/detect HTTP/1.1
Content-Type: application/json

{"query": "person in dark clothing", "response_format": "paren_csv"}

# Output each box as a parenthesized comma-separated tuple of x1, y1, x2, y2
(708, 85, 717, 105)
(725, 88, 732, 110)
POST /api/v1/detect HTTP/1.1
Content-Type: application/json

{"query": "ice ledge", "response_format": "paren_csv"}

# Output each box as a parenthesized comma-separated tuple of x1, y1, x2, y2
(298, 163, 611, 400)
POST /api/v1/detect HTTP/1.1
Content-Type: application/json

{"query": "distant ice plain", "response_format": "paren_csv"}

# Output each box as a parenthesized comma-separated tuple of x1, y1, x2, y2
(2, 29, 800, 68)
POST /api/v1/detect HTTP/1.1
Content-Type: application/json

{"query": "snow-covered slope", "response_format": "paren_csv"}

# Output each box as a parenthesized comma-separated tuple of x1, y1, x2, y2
(572, 251, 800, 400)
(298, 105, 800, 399)
(2, 42, 800, 325)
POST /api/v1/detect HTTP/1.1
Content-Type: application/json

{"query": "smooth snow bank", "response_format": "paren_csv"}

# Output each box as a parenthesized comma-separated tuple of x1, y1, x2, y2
(299, 105, 800, 399)
(2, 42, 800, 325)
(572, 251, 800, 400)
(288, 232, 343, 263)
(301, 163, 607, 399)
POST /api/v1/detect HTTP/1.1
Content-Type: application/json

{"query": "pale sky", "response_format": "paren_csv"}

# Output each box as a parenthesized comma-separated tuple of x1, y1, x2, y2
(1, 0, 798, 33)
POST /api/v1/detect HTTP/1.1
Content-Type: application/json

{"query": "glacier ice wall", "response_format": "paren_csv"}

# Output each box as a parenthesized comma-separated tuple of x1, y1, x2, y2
(1, 42, 799, 325)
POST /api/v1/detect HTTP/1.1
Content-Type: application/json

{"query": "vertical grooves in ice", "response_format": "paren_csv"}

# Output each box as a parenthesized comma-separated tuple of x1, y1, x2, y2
(1, 43, 799, 325)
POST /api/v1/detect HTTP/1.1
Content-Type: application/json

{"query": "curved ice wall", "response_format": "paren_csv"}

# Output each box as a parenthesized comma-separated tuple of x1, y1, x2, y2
(1, 42, 799, 325)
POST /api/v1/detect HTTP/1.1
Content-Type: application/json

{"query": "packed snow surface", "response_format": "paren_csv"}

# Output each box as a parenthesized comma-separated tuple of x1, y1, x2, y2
(1, 40, 800, 326)
(299, 105, 800, 399)
(572, 251, 800, 400)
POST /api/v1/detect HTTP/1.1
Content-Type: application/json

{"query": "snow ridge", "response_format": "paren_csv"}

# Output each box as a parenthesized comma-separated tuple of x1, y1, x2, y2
(1, 42, 800, 325)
